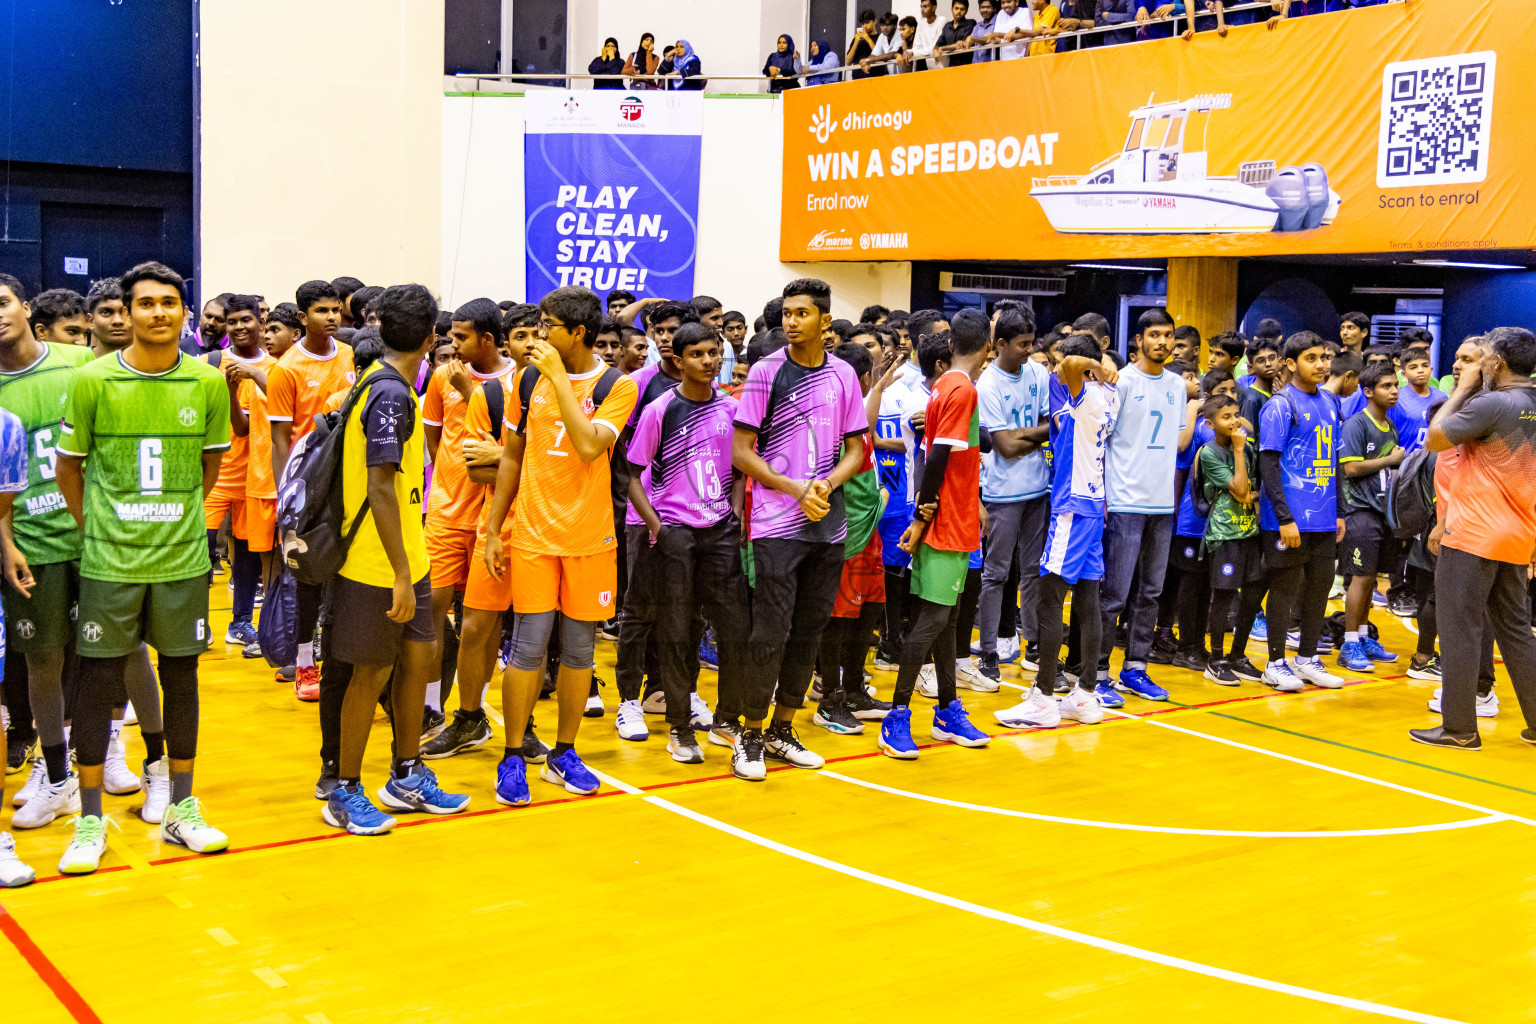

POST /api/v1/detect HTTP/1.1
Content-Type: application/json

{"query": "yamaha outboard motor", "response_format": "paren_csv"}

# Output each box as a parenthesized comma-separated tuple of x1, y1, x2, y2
(1300, 162, 1330, 230)
(1267, 166, 1308, 232)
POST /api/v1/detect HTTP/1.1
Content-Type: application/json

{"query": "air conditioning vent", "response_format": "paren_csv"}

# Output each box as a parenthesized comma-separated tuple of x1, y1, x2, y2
(1370, 314, 1440, 347)
(940, 272, 1067, 296)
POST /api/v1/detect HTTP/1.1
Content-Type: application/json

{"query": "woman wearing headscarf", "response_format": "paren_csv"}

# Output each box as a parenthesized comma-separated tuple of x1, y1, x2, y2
(656, 39, 705, 91)
(589, 37, 625, 89)
(623, 32, 660, 89)
(804, 39, 842, 85)
(762, 34, 802, 93)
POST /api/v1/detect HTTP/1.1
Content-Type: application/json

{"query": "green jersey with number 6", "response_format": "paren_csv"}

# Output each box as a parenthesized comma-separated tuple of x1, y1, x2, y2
(58, 351, 231, 583)
(0, 342, 94, 565)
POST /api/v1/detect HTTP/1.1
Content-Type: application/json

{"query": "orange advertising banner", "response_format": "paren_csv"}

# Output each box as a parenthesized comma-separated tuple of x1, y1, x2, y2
(779, 0, 1534, 262)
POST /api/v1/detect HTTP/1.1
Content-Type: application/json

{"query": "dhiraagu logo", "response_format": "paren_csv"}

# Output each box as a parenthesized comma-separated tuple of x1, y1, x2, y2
(809, 104, 838, 145)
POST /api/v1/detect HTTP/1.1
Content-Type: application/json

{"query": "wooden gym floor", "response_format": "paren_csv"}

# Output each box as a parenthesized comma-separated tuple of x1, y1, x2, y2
(3, 573, 1534, 1024)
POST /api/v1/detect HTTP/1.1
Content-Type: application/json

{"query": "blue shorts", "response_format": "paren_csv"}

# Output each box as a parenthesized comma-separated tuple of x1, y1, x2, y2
(1040, 510, 1105, 584)
(879, 514, 912, 568)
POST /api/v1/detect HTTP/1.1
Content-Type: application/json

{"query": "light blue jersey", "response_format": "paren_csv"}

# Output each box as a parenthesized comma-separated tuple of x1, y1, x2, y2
(1105, 363, 1185, 514)
(1047, 377, 1119, 517)
(977, 359, 1051, 502)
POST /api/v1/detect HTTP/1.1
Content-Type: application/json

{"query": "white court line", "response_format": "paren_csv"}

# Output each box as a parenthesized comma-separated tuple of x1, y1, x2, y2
(820, 770, 1504, 838)
(587, 768, 1466, 1024)
(1101, 708, 1536, 828)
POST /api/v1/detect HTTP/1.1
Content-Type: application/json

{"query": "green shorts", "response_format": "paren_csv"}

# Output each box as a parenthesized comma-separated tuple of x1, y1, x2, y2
(77, 575, 211, 659)
(2, 560, 78, 653)
(909, 544, 970, 607)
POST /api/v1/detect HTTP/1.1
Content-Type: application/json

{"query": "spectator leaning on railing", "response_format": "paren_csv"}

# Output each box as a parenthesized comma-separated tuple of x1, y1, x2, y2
(589, 38, 625, 89)
(657, 39, 705, 90)
(624, 33, 660, 88)
(848, 10, 882, 79)
(763, 34, 802, 92)
(913, 0, 945, 68)
(988, 0, 1037, 57)
(804, 39, 841, 85)
(872, 13, 905, 71)
(968, 0, 1001, 61)
(936, 0, 979, 66)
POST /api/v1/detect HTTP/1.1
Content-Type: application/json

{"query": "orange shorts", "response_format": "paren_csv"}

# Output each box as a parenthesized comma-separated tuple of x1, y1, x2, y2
(203, 490, 241, 532)
(242, 496, 276, 552)
(832, 536, 885, 618)
(426, 522, 478, 590)
(463, 527, 514, 612)
(506, 548, 617, 621)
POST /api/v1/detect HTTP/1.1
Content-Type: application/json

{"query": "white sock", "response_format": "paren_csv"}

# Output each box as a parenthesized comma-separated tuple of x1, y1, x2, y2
(425, 681, 442, 713)
(1345, 630, 1359, 643)
(109, 720, 122, 741)
(296, 643, 314, 669)
(63, 724, 71, 746)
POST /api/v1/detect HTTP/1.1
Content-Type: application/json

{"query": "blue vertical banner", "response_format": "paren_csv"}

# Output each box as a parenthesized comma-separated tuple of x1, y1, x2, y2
(524, 90, 703, 302)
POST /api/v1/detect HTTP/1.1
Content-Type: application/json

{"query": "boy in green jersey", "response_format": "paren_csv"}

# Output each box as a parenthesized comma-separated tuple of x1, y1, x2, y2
(54, 262, 232, 875)
(1197, 393, 1265, 685)
(0, 273, 94, 831)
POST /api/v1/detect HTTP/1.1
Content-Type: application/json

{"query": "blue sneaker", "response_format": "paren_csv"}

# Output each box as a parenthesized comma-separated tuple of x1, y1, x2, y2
(1250, 614, 1267, 642)
(1336, 639, 1374, 673)
(541, 749, 601, 795)
(699, 630, 719, 670)
(495, 755, 530, 807)
(497, 635, 514, 672)
(932, 700, 990, 747)
(378, 765, 470, 815)
(1361, 635, 1398, 663)
(322, 783, 396, 835)
(1371, 590, 1388, 607)
(1116, 667, 1169, 702)
(1093, 681, 1125, 708)
(224, 619, 258, 647)
(878, 706, 920, 759)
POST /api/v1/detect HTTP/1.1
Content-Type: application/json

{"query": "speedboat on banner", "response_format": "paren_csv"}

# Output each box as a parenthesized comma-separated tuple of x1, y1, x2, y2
(1029, 93, 1341, 235)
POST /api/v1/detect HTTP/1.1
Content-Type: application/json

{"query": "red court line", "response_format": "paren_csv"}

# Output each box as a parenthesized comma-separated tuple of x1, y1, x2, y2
(24, 672, 1414, 882)
(0, 904, 103, 1023)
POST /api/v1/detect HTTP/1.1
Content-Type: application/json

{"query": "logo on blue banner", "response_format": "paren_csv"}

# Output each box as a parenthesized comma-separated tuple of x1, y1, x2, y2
(524, 90, 703, 303)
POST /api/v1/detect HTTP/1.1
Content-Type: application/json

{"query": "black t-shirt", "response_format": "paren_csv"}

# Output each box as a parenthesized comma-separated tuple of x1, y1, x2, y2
(361, 371, 415, 469)
(849, 34, 876, 78)
(938, 18, 977, 65)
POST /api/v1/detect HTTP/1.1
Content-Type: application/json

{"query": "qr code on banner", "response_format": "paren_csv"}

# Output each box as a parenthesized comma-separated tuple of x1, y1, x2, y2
(1377, 52, 1496, 188)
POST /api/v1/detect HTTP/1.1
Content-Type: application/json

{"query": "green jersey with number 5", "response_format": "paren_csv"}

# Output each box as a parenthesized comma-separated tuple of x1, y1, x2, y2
(58, 351, 231, 583)
(0, 342, 94, 565)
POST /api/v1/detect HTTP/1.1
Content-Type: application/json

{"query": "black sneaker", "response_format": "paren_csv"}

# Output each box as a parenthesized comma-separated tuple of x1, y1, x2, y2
(812, 693, 865, 735)
(1226, 655, 1264, 682)
(978, 652, 1001, 681)
(845, 686, 892, 720)
(1021, 642, 1040, 672)
(1408, 726, 1481, 750)
(6, 730, 35, 774)
(1521, 729, 1536, 746)
(1389, 594, 1419, 618)
(1203, 658, 1239, 686)
(1148, 627, 1177, 665)
(1407, 655, 1442, 681)
(422, 709, 493, 759)
(1172, 647, 1208, 672)
(420, 708, 446, 741)
(667, 726, 704, 764)
(522, 719, 550, 764)
(314, 760, 340, 800)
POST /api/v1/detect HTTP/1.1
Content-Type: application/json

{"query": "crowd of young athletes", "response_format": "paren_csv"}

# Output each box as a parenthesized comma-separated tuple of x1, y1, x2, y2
(3, 269, 1535, 886)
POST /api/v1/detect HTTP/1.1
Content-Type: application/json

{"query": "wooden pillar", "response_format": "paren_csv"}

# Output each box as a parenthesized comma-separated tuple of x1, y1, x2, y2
(1166, 257, 1238, 371)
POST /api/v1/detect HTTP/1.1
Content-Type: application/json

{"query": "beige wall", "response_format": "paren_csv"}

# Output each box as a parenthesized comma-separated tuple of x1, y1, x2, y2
(200, 0, 444, 306)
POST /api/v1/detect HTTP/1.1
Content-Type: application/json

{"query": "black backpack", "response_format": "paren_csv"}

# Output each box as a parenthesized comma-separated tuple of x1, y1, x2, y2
(1189, 444, 1213, 519)
(1386, 447, 1437, 540)
(278, 363, 412, 586)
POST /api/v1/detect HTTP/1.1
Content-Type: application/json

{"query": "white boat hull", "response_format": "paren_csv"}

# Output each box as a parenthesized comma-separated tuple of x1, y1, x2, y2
(1030, 180, 1281, 234)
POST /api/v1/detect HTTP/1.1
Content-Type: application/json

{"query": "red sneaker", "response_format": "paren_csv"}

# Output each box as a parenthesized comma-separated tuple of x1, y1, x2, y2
(295, 665, 320, 702)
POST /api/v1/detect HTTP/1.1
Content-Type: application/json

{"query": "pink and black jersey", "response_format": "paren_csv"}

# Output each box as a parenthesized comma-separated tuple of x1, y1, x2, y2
(627, 389, 738, 528)
(734, 348, 868, 544)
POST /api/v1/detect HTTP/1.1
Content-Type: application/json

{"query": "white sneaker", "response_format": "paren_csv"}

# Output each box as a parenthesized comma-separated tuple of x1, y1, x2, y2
(58, 815, 111, 875)
(584, 691, 604, 717)
(12, 756, 45, 806)
(997, 635, 1021, 663)
(122, 701, 137, 726)
(641, 691, 667, 714)
(1294, 656, 1344, 689)
(1262, 659, 1305, 693)
(11, 771, 79, 829)
(1428, 688, 1500, 717)
(161, 797, 229, 854)
(615, 699, 649, 741)
(708, 719, 742, 748)
(956, 657, 999, 693)
(915, 663, 938, 699)
(763, 725, 824, 769)
(104, 733, 141, 795)
(732, 729, 767, 781)
(141, 758, 171, 824)
(689, 692, 714, 730)
(993, 687, 1061, 729)
(0, 832, 34, 888)
(1057, 687, 1104, 725)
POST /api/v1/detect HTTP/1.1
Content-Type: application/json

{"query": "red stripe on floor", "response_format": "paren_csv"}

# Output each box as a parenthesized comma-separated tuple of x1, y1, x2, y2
(0, 904, 103, 1023)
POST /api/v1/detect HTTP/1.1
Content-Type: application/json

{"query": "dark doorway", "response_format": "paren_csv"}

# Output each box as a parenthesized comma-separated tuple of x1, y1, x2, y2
(511, 0, 566, 85)
(41, 203, 165, 292)
(445, 0, 501, 74)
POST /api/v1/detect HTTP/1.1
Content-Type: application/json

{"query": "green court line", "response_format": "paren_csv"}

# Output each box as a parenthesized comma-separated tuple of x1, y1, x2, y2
(1163, 696, 1536, 799)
